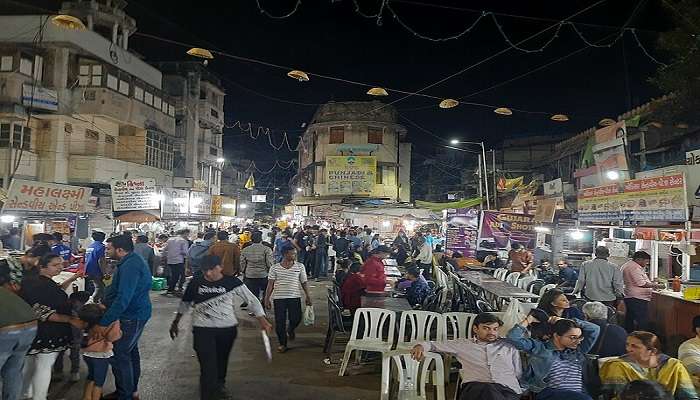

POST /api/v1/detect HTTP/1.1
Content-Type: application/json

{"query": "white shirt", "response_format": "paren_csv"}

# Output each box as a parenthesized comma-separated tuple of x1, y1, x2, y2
(268, 262, 308, 300)
(417, 242, 433, 264)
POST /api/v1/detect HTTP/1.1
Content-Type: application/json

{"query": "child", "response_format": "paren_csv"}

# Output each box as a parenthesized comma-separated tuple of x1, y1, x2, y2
(78, 304, 122, 400)
(340, 262, 365, 314)
(334, 259, 349, 287)
(54, 291, 91, 382)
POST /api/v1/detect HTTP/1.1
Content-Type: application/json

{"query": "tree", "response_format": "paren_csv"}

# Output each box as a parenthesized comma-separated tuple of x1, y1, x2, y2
(652, 0, 700, 122)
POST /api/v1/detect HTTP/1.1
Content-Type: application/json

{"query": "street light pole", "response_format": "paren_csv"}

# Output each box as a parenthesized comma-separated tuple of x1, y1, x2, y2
(449, 140, 491, 209)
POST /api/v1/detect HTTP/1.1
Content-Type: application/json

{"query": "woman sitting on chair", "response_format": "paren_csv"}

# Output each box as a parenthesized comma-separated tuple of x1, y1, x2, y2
(537, 288, 585, 320)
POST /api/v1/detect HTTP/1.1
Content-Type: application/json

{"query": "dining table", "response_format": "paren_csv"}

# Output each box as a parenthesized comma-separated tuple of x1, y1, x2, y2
(361, 293, 413, 313)
(456, 270, 539, 302)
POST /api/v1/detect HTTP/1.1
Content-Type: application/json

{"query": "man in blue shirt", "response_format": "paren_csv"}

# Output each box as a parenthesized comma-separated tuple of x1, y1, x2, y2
(84, 230, 106, 302)
(99, 234, 152, 400)
(50, 232, 72, 261)
(405, 267, 431, 306)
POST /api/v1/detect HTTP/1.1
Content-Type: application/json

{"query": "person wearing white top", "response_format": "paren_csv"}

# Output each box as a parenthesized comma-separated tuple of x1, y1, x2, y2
(264, 246, 313, 353)
(416, 238, 433, 280)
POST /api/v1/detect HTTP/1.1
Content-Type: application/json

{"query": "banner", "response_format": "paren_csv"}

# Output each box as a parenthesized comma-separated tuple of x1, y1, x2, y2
(212, 196, 236, 217)
(189, 192, 212, 217)
(415, 197, 482, 212)
(533, 197, 564, 223)
(161, 189, 190, 219)
(578, 174, 688, 222)
(252, 195, 267, 203)
(477, 211, 536, 250)
(497, 176, 524, 192)
(445, 208, 479, 258)
(2, 179, 92, 213)
(111, 179, 159, 212)
(326, 156, 376, 195)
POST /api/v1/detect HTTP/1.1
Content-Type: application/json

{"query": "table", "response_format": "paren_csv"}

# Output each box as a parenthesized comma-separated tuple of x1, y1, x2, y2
(456, 270, 539, 301)
(649, 291, 700, 355)
(361, 295, 413, 313)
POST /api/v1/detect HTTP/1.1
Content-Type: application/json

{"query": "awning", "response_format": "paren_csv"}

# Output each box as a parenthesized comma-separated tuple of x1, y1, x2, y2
(115, 211, 160, 223)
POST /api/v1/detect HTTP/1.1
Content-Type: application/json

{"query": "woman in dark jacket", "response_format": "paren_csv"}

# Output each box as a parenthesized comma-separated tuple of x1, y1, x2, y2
(19, 253, 84, 400)
(538, 288, 585, 320)
(581, 301, 627, 357)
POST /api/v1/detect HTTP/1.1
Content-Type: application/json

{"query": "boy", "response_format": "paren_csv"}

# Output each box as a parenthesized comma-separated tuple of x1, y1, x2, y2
(53, 291, 91, 382)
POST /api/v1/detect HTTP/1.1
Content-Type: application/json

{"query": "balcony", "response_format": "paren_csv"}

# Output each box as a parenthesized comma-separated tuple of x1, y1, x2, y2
(68, 154, 172, 186)
(72, 88, 176, 134)
(198, 99, 224, 132)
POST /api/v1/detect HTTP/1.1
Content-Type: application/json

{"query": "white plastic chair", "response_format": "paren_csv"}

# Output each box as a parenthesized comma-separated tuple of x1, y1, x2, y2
(381, 351, 446, 400)
(539, 283, 557, 297)
(494, 268, 508, 280)
(441, 312, 477, 382)
(505, 272, 521, 286)
(338, 308, 397, 376)
(518, 275, 536, 290)
(396, 311, 444, 351)
(519, 301, 538, 315)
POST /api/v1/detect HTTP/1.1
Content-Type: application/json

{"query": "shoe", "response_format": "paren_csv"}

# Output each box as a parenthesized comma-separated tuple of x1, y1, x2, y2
(288, 330, 296, 341)
(277, 345, 287, 353)
(161, 291, 173, 296)
(70, 372, 80, 382)
(102, 393, 118, 400)
(217, 387, 233, 400)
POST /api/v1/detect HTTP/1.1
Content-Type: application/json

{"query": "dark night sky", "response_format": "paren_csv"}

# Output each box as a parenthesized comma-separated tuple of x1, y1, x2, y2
(11, 0, 671, 189)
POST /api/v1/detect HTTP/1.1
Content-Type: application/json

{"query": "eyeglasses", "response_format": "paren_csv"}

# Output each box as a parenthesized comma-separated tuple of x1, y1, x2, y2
(557, 264, 566, 267)
(566, 335, 584, 342)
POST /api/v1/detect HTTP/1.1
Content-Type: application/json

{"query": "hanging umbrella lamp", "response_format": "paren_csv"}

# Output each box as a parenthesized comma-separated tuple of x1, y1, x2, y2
(51, 15, 86, 30)
(598, 118, 616, 127)
(367, 87, 389, 96)
(186, 48, 214, 59)
(494, 107, 513, 116)
(550, 114, 569, 122)
(439, 99, 459, 109)
(287, 70, 310, 82)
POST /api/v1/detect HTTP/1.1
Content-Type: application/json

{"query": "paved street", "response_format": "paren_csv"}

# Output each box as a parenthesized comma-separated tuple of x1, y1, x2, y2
(49, 281, 379, 400)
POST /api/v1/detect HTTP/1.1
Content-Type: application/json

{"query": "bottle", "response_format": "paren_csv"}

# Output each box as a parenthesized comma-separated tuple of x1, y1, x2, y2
(672, 276, 681, 292)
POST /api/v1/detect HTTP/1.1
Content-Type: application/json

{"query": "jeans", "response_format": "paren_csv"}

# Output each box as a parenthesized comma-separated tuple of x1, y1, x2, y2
(84, 356, 110, 386)
(86, 274, 105, 303)
(22, 351, 60, 400)
(192, 327, 237, 400)
(167, 263, 185, 293)
(0, 324, 37, 400)
(314, 251, 328, 278)
(459, 382, 520, 400)
(536, 388, 593, 400)
(110, 319, 148, 400)
(273, 298, 302, 347)
(244, 277, 268, 302)
(624, 298, 650, 331)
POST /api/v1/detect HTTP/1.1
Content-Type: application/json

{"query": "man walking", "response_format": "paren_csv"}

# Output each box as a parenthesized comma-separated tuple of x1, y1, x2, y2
(189, 231, 216, 278)
(163, 230, 190, 295)
(100, 234, 152, 400)
(208, 231, 240, 277)
(314, 228, 329, 280)
(170, 255, 272, 400)
(133, 235, 156, 276)
(85, 229, 107, 302)
(621, 251, 663, 331)
(573, 246, 624, 308)
(241, 231, 273, 303)
(411, 313, 523, 400)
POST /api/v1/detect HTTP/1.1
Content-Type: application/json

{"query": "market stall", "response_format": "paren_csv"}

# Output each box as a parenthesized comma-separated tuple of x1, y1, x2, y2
(110, 178, 161, 232)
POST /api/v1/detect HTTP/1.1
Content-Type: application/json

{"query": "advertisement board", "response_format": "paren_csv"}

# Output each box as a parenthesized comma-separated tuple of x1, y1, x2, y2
(2, 179, 92, 213)
(577, 174, 688, 222)
(110, 179, 159, 212)
(445, 208, 479, 258)
(211, 195, 236, 217)
(252, 195, 267, 203)
(22, 84, 58, 111)
(477, 211, 536, 250)
(189, 192, 212, 217)
(326, 156, 376, 195)
(161, 189, 190, 219)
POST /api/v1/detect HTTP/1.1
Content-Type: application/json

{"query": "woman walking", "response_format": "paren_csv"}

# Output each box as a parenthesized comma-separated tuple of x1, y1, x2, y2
(19, 253, 85, 400)
(264, 245, 313, 353)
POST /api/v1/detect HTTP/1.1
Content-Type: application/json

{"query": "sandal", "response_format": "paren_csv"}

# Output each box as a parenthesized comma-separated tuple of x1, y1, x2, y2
(277, 345, 287, 353)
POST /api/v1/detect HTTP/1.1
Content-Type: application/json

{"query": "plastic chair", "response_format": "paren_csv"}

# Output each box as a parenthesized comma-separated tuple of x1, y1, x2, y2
(396, 310, 444, 351)
(381, 351, 446, 400)
(494, 268, 507, 280)
(441, 312, 477, 382)
(527, 279, 545, 294)
(505, 272, 521, 286)
(476, 299, 495, 313)
(338, 308, 397, 376)
(323, 295, 352, 355)
(518, 275, 536, 290)
(539, 283, 557, 297)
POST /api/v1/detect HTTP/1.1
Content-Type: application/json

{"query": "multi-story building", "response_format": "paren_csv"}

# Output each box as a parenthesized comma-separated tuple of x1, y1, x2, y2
(155, 62, 225, 195)
(295, 101, 411, 204)
(0, 1, 179, 189)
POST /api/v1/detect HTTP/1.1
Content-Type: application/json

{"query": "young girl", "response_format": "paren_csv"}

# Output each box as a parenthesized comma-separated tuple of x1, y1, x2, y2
(78, 304, 122, 400)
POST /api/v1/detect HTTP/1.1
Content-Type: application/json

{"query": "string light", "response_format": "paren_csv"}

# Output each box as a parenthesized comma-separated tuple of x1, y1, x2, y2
(255, 0, 302, 19)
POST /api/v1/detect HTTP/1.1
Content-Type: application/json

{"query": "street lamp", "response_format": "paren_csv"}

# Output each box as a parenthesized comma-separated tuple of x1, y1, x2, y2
(239, 203, 248, 209)
(449, 139, 491, 210)
(296, 187, 303, 193)
(216, 157, 225, 163)
(606, 170, 620, 181)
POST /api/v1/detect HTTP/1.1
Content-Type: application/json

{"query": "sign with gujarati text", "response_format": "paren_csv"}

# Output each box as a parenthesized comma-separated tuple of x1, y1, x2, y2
(577, 174, 688, 222)
(189, 191, 212, 217)
(111, 179, 159, 212)
(211, 195, 235, 217)
(161, 189, 190, 219)
(326, 156, 376, 195)
(477, 211, 536, 250)
(445, 208, 479, 258)
(3, 179, 91, 213)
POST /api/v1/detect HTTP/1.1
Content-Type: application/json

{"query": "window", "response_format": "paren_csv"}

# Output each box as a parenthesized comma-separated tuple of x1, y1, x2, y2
(134, 86, 144, 101)
(329, 126, 344, 144)
(32, 55, 42, 81)
(12, 125, 21, 148)
(153, 96, 161, 110)
(19, 57, 32, 76)
(64, 123, 72, 135)
(106, 74, 118, 90)
(105, 135, 116, 158)
(199, 89, 206, 100)
(0, 124, 9, 147)
(210, 108, 218, 118)
(79, 64, 103, 86)
(209, 146, 218, 156)
(0, 56, 12, 71)
(144, 92, 153, 105)
(118, 80, 129, 95)
(11, 125, 30, 150)
(85, 129, 99, 141)
(368, 127, 383, 144)
(168, 104, 175, 116)
(376, 165, 383, 184)
(161, 101, 168, 114)
(145, 131, 174, 170)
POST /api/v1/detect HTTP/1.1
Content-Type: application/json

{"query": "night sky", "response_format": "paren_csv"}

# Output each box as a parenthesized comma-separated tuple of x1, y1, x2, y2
(10, 0, 671, 192)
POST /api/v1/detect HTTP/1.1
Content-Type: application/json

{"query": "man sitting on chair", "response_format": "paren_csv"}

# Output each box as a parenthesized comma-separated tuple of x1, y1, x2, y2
(410, 312, 523, 400)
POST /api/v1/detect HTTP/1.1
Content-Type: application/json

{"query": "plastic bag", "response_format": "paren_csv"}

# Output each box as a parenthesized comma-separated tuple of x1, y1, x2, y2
(303, 305, 315, 326)
(499, 297, 525, 337)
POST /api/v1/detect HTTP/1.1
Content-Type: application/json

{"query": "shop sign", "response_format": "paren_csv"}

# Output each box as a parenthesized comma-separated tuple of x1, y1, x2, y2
(189, 191, 212, 216)
(3, 179, 92, 213)
(22, 84, 58, 111)
(477, 211, 536, 250)
(445, 208, 479, 258)
(544, 178, 563, 196)
(211, 195, 235, 217)
(110, 179, 159, 212)
(326, 156, 376, 195)
(252, 195, 267, 203)
(577, 174, 688, 222)
(533, 197, 564, 223)
(161, 189, 190, 218)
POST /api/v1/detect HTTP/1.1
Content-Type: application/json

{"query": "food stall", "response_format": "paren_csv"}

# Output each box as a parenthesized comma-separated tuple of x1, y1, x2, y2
(110, 178, 161, 233)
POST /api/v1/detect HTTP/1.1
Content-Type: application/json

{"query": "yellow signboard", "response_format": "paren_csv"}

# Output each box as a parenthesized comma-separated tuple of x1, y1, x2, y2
(326, 156, 376, 195)
(211, 195, 236, 217)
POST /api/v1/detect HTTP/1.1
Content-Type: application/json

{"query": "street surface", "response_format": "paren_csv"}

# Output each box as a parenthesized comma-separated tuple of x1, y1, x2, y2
(49, 281, 379, 400)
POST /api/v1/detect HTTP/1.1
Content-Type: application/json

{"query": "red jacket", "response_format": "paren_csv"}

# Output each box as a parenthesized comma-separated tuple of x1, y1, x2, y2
(341, 273, 365, 312)
(360, 256, 386, 292)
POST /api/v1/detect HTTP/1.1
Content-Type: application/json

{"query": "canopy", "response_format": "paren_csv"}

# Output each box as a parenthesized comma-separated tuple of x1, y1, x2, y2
(414, 198, 482, 212)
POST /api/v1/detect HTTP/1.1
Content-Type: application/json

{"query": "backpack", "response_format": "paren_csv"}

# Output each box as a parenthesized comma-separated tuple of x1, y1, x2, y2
(188, 242, 211, 267)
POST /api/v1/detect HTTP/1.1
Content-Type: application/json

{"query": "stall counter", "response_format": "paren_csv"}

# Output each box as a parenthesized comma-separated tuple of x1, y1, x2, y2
(649, 290, 700, 356)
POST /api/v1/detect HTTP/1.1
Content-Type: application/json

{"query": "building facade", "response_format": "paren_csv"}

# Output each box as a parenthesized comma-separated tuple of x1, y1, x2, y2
(295, 101, 411, 204)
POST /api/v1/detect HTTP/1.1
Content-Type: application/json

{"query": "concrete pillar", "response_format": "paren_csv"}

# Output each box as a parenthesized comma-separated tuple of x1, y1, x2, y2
(86, 14, 93, 30)
(111, 22, 119, 44)
(122, 29, 129, 50)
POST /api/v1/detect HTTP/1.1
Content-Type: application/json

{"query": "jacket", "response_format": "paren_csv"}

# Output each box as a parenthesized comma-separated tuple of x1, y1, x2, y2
(100, 252, 153, 326)
(589, 319, 627, 358)
(208, 240, 241, 276)
(241, 243, 273, 279)
(505, 318, 600, 393)
(341, 273, 365, 312)
(84, 320, 122, 353)
(360, 255, 386, 292)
